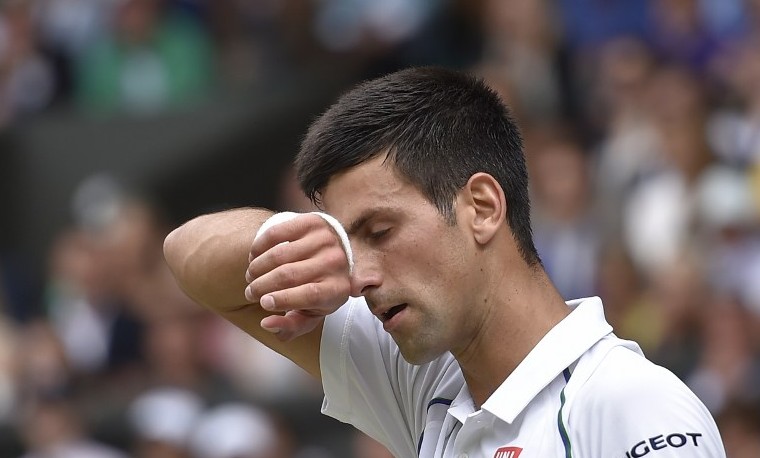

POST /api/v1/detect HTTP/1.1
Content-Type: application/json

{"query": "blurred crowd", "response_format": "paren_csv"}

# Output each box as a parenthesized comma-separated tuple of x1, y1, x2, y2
(0, 0, 466, 126)
(2, 0, 760, 457)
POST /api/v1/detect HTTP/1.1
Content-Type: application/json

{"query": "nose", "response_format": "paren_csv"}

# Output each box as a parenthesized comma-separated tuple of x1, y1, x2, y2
(349, 249, 382, 297)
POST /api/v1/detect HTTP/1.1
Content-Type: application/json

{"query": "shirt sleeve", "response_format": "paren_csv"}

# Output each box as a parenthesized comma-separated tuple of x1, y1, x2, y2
(319, 297, 460, 457)
(568, 346, 726, 457)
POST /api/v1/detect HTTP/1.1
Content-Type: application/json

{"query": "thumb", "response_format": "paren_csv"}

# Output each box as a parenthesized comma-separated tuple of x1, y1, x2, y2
(260, 311, 323, 342)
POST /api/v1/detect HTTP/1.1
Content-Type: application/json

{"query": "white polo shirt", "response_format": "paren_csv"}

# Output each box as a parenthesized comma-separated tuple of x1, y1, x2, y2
(320, 296, 726, 457)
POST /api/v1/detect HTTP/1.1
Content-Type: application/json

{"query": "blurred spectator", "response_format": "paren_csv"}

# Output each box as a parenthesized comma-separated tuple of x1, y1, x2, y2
(45, 228, 113, 375)
(621, 64, 714, 278)
(634, 254, 707, 380)
(530, 129, 599, 300)
(708, 37, 760, 166)
(646, 0, 726, 74)
(13, 320, 127, 458)
(555, 0, 651, 122)
(74, 0, 215, 115)
(46, 175, 160, 379)
(15, 320, 71, 399)
(687, 295, 760, 414)
(311, 0, 442, 54)
(16, 389, 127, 458)
(476, 0, 562, 124)
(715, 399, 760, 458)
(693, 165, 760, 311)
(188, 402, 290, 458)
(0, 0, 56, 128)
(698, 0, 748, 41)
(0, 256, 17, 424)
(591, 37, 661, 236)
(594, 242, 645, 339)
(202, 0, 360, 86)
(0, 314, 17, 423)
(128, 386, 204, 458)
(196, 0, 273, 88)
(555, 0, 649, 53)
(140, 309, 237, 403)
(34, 0, 116, 102)
(36, 0, 113, 59)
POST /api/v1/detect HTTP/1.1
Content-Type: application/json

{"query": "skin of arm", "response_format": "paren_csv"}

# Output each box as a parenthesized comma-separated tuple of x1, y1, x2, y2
(163, 207, 351, 379)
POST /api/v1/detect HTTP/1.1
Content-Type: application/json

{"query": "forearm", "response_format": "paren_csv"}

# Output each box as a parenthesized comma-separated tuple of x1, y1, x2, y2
(163, 207, 273, 311)
(164, 208, 351, 378)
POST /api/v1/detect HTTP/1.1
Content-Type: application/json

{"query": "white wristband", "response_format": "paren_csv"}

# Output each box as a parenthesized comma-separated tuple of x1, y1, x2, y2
(254, 211, 354, 274)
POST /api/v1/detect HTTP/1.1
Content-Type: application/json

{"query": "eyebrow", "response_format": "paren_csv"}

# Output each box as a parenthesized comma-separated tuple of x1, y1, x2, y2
(346, 209, 380, 236)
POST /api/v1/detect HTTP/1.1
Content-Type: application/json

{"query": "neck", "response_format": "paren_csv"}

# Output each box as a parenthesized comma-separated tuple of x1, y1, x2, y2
(452, 261, 570, 408)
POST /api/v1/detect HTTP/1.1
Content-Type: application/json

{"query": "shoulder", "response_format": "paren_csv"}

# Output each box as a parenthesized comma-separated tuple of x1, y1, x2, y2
(571, 343, 710, 423)
(566, 341, 725, 457)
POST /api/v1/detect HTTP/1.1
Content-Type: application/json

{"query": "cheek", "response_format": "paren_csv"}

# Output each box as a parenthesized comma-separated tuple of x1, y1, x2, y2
(386, 223, 472, 286)
(421, 236, 473, 292)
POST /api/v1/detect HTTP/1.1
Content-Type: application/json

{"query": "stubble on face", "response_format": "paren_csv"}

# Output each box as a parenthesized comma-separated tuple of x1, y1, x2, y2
(322, 155, 483, 365)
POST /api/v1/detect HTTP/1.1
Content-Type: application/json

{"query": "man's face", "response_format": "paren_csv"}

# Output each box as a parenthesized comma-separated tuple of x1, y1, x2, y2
(321, 155, 484, 364)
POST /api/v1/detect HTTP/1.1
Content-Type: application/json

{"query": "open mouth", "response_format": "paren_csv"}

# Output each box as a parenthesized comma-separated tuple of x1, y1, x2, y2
(382, 304, 407, 322)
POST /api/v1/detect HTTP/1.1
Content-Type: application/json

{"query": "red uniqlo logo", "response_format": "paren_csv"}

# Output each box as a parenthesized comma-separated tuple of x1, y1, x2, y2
(493, 446, 522, 458)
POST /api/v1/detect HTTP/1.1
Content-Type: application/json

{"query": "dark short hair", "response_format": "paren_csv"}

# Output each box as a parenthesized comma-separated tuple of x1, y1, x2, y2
(295, 66, 540, 266)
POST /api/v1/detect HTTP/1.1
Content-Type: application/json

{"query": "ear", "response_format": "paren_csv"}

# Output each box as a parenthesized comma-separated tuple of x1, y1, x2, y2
(460, 173, 506, 245)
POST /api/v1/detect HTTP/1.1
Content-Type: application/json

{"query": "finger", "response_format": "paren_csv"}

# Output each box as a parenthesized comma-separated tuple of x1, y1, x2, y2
(250, 213, 328, 260)
(255, 279, 350, 314)
(244, 241, 349, 304)
(246, 258, 329, 304)
(247, 236, 309, 284)
(260, 311, 323, 342)
(246, 230, 330, 283)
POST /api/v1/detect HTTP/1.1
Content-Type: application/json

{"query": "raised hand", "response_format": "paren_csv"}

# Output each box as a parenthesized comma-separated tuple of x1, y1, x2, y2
(245, 213, 352, 341)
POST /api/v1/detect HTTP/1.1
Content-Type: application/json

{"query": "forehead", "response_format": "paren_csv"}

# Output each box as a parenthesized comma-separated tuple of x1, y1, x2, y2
(320, 155, 418, 218)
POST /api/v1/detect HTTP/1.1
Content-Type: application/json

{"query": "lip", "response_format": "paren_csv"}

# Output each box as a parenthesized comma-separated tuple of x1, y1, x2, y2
(380, 304, 408, 332)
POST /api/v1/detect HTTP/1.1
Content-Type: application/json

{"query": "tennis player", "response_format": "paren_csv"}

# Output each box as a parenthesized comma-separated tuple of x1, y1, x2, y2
(164, 67, 726, 457)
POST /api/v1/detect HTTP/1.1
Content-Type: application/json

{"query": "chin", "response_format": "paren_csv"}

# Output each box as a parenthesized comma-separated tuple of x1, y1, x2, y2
(397, 344, 444, 366)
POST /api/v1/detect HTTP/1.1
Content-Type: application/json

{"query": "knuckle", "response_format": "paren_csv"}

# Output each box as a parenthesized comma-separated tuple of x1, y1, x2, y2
(317, 281, 347, 310)
(311, 231, 330, 250)
(266, 222, 286, 239)
(323, 247, 346, 268)
(304, 213, 323, 227)
(316, 225, 338, 244)
(269, 244, 290, 265)
(306, 282, 322, 303)
(276, 265, 299, 287)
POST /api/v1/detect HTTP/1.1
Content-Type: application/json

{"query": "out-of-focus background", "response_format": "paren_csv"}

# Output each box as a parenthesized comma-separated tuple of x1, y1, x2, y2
(1, 0, 760, 456)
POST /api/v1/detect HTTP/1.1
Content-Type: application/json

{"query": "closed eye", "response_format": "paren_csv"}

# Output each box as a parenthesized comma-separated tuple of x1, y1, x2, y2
(368, 228, 391, 241)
